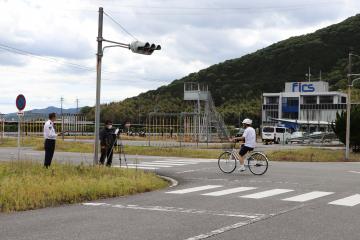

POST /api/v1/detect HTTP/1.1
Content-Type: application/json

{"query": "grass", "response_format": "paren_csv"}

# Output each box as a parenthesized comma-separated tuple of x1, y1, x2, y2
(266, 148, 360, 162)
(0, 161, 168, 212)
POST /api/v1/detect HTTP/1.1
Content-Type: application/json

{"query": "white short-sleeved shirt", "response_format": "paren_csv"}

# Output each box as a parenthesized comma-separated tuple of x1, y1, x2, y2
(43, 120, 57, 140)
(242, 127, 256, 148)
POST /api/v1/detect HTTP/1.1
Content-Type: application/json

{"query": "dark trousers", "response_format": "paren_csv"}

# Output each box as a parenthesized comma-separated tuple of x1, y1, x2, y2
(100, 146, 113, 166)
(44, 139, 56, 168)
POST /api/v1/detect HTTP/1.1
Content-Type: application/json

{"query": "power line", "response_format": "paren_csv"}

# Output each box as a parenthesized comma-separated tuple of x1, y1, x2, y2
(0, 43, 96, 72)
(103, 11, 138, 40)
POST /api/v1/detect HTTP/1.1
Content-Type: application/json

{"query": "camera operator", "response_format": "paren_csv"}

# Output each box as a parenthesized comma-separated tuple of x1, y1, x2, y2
(99, 120, 117, 167)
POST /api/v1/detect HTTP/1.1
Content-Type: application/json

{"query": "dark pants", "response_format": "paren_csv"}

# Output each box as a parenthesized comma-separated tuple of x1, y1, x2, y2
(239, 144, 254, 157)
(100, 146, 113, 166)
(44, 139, 56, 168)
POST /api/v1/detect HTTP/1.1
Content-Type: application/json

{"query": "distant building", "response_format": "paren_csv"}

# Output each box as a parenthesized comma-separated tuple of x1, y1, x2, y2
(262, 81, 347, 130)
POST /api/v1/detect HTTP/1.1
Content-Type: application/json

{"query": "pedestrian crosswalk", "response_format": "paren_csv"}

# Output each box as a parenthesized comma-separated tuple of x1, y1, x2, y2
(166, 185, 360, 207)
(114, 159, 213, 170)
(241, 189, 294, 199)
(283, 191, 334, 202)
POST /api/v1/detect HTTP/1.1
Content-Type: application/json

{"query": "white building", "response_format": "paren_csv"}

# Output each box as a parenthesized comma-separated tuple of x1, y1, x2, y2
(262, 81, 347, 130)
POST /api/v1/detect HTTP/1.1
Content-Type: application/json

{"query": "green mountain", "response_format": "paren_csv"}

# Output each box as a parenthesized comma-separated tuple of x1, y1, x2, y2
(82, 14, 360, 127)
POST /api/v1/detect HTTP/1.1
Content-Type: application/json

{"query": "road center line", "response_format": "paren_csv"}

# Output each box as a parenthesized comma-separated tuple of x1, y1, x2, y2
(82, 203, 263, 219)
(183, 204, 306, 240)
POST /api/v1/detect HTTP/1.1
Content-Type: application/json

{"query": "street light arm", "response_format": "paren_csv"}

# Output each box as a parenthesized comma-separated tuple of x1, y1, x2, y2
(103, 44, 130, 53)
(350, 53, 360, 58)
(102, 38, 130, 47)
(351, 77, 360, 87)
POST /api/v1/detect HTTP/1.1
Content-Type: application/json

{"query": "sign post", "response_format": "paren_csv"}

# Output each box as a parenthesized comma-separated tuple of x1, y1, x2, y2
(16, 94, 26, 160)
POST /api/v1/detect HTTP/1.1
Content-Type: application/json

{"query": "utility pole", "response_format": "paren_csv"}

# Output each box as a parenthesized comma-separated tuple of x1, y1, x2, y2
(94, 7, 104, 165)
(345, 53, 352, 161)
(75, 98, 79, 141)
(319, 70, 322, 81)
(60, 97, 64, 140)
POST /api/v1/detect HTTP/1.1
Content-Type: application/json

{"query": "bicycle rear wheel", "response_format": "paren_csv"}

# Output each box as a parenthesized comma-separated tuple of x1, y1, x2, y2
(248, 152, 269, 175)
(218, 151, 237, 173)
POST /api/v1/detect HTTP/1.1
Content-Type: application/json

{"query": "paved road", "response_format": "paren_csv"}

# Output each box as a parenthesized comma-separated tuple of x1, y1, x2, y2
(1, 148, 360, 240)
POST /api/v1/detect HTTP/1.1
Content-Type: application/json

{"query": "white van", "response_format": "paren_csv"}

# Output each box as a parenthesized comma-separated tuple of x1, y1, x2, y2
(262, 126, 292, 144)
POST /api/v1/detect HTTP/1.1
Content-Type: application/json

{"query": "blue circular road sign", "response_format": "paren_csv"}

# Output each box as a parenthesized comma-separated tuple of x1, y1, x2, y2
(16, 94, 26, 111)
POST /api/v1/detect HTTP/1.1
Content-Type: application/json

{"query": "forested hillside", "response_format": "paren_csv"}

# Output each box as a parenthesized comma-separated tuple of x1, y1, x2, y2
(82, 14, 360, 126)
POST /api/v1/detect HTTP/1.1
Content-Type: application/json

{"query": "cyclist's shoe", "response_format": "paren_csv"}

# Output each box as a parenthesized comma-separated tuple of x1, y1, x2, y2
(238, 165, 246, 172)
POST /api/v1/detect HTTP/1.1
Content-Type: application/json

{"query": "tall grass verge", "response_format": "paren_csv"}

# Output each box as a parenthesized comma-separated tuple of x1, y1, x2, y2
(266, 148, 360, 162)
(0, 161, 168, 212)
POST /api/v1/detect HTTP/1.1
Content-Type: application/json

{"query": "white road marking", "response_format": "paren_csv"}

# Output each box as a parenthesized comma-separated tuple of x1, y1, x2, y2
(348, 171, 360, 174)
(166, 185, 223, 194)
(202, 187, 257, 196)
(283, 191, 334, 202)
(82, 203, 263, 219)
(153, 161, 198, 165)
(241, 189, 294, 199)
(113, 165, 159, 170)
(184, 204, 306, 240)
(329, 194, 360, 206)
(126, 163, 172, 168)
(165, 159, 214, 163)
(176, 170, 197, 174)
(82, 203, 109, 206)
(184, 221, 253, 240)
(141, 162, 188, 166)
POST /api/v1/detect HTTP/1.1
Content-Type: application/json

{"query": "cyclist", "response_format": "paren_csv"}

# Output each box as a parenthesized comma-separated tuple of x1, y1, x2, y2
(232, 118, 256, 171)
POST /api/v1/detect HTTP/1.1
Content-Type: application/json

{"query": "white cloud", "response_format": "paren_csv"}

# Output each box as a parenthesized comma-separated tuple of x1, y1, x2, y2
(0, 0, 360, 113)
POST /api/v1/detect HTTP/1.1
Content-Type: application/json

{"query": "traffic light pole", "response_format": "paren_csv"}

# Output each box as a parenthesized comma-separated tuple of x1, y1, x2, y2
(94, 7, 103, 165)
(345, 53, 352, 161)
(93, 7, 161, 165)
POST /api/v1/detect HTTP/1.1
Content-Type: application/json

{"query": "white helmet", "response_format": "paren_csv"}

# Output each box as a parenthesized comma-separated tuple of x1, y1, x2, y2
(242, 118, 252, 125)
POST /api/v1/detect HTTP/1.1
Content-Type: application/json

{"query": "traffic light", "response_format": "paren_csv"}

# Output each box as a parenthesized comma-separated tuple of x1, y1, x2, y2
(130, 41, 161, 55)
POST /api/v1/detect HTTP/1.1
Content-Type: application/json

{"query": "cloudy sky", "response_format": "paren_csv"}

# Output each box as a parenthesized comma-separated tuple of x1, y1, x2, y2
(0, 0, 360, 113)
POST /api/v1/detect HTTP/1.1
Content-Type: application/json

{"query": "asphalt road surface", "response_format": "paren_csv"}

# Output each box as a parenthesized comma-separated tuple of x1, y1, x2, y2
(1, 147, 360, 240)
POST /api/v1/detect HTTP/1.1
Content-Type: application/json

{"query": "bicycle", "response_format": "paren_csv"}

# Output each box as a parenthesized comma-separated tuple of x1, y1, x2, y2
(218, 142, 269, 175)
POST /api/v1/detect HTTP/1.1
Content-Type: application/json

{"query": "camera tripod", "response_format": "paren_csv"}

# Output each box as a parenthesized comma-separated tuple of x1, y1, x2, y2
(108, 129, 128, 168)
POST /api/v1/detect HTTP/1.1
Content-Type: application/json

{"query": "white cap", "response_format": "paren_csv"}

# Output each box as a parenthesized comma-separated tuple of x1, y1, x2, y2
(242, 118, 252, 125)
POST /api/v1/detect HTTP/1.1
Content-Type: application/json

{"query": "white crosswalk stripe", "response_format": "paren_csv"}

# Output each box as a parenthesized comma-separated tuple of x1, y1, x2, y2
(112, 159, 209, 170)
(126, 163, 173, 168)
(283, 191, 334, 202)
(114, 165, 159, 170)
(147, 162, 189, 166)
(134, 162, 184, 166)
(153, 161, 198, 165)
(202, 187, 257, 196)
(240, 189, 294, 199)
(164, 184, 360, 207)
(329, 194, 360, 207)
(166, 185, 223, 194)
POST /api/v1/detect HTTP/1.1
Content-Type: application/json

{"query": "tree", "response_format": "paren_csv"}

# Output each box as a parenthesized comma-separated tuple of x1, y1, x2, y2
(332, 106, 360, 152)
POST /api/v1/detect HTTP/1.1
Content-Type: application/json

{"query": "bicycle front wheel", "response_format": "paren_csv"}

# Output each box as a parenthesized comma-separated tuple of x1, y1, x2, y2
(248, 152, 269, 175)
(218, 151, 237, 173)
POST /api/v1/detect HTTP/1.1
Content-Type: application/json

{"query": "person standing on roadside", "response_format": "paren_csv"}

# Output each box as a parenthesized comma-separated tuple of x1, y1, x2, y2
(99, 120, 116, 166)
(43, 112, 58, 168)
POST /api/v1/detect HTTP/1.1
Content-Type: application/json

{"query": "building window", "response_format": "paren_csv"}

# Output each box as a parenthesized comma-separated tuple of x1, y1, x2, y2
(283, 97, 299, 106)
(303, 96, 317, 104)
(319, 96, 333, 104)
(282, 112, 298, 119)
(266, 96, 279, 104)
(341, 97, 347, 104)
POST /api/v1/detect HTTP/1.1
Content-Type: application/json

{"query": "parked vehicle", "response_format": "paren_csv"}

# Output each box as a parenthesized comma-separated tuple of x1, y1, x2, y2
(289, 131, 307, 144)
(262, 126, 292, 144)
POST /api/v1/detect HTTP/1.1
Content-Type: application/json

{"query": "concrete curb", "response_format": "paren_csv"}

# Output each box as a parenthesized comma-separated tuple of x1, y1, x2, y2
(157, 175, 178, 188)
